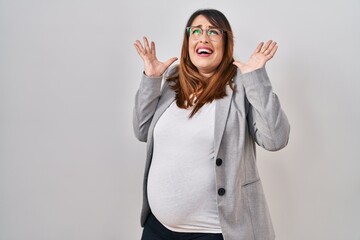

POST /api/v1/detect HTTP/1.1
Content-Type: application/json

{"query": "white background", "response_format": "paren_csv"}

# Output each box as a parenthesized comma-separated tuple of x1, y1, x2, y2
(0, 0, 359, 239)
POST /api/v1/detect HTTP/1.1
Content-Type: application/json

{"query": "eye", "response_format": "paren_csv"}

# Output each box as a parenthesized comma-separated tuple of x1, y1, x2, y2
(192, 28, 202, 35)
(208, 29, 221, 35)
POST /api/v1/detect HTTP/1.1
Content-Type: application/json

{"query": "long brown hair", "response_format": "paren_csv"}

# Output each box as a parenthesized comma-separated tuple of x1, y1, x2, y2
(167, 9, 237, 117)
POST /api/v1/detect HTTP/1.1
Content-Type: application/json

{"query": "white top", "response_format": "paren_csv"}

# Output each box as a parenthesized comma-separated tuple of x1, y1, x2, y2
(147, 100, 221, 233)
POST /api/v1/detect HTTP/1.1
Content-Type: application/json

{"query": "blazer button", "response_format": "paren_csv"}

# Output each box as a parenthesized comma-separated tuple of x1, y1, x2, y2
(218, 188, 226, 196)
(216, 158, 223, 166)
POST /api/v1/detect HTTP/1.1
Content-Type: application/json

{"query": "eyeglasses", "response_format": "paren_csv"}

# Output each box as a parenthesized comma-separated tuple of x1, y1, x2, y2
(186, 26, 225, 42)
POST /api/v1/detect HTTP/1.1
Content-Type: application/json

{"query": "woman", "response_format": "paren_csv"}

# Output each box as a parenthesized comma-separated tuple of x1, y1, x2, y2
(133, 9, 290, 240)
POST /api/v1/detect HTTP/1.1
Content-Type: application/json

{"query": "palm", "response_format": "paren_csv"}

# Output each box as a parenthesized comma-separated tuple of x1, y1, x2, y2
(134, 37, 177, 77)
(233, 40, 278, 74)
(143, 55, 169, 77)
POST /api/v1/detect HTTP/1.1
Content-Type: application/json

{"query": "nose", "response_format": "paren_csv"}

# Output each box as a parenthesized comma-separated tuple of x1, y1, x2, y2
(198, 31, 210, 42)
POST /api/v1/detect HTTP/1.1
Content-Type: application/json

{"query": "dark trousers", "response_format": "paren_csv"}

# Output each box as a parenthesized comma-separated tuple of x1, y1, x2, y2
(141, 213, 224, 240)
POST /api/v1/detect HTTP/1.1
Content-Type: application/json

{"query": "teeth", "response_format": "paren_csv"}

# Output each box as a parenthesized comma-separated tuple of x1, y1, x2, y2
(197, 48, 212, 54)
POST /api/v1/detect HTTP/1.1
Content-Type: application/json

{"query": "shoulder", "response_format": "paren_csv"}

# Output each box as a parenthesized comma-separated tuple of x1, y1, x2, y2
(163, 64, 179, 88)
(165, 64, 179, 78)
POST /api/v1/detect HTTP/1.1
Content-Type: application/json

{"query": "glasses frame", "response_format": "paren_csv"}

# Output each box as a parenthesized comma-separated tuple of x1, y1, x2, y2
(186, 26, 225, 41)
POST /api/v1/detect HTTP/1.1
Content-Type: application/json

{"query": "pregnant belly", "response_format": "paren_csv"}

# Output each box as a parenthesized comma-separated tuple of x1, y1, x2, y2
(147, 160, 218, 229)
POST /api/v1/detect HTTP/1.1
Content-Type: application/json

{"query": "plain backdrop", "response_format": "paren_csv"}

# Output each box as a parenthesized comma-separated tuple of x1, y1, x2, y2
(1, 0, 359, 239)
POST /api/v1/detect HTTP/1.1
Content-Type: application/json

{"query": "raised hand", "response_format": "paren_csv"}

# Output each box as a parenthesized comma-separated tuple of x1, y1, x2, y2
(233, 40, 278, 74)
(134, 36, 178, 77)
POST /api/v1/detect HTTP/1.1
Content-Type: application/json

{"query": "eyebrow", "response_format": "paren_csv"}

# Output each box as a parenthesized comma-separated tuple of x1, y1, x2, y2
(192, 24, 217, 29)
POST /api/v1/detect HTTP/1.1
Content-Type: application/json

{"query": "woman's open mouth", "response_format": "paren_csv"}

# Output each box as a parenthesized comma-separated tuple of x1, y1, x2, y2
(196, 47, 213, 57)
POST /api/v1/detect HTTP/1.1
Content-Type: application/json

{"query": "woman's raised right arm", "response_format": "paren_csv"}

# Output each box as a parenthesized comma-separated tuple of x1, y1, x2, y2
(132, 37, 177, 142)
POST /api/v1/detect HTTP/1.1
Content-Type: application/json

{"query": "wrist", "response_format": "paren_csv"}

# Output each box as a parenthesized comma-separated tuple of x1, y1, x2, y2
(143, 71, 163, 79)
(144, 70, 162, 78)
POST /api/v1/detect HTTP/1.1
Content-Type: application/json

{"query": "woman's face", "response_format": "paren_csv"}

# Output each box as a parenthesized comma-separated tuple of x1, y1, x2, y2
(188, 15, 225, 78)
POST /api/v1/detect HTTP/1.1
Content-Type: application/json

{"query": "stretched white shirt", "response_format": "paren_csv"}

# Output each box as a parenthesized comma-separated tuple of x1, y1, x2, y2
(147, 100, 221, 233)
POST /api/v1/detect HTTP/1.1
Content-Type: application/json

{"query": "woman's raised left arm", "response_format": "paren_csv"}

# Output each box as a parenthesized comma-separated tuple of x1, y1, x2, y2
(234, 41, 290, 151)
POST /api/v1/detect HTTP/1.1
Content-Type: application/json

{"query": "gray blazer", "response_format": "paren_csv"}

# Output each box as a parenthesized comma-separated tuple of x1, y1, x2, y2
(133, 67, 290, 240)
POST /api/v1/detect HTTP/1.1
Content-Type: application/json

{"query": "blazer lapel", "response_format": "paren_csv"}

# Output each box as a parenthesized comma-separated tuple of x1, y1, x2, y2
(214, 85, 234, 157)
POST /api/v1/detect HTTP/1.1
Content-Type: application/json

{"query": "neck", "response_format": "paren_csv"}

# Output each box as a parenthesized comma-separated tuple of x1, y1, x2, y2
(199, 70, 215, 78)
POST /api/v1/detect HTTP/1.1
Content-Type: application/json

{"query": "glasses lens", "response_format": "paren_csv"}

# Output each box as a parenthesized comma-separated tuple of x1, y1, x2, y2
(187, 27, 223, 41)
(190, 27, 202, 38)
(207, 28, 222, 41)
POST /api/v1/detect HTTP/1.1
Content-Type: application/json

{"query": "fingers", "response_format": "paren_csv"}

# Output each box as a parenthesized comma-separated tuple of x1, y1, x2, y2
(260, 40, 273, 54)
(133, 36, 154, 56)
(151, 41, 156, 57)
(259, 40, 278, 59)
(260, 40, 276, 53)
(268, 45, 278, 59)
(143, 37, 151, 54)
(269, 43, 278, 57)
(254, 42, 264, 53)
(233, 60, 241, 68)
(232, 60, 245, 70)
(164, 57, 178, 68)
(134, 40, 144, 56)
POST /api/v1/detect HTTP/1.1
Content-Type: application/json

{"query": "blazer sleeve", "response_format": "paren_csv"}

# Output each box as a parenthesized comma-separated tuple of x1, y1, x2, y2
(239, 67, 290, 151)
(133, 73, 163, 142)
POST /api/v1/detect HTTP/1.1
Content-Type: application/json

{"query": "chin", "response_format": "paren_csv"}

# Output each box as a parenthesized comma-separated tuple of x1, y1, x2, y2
(196, 63, 217, 71)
